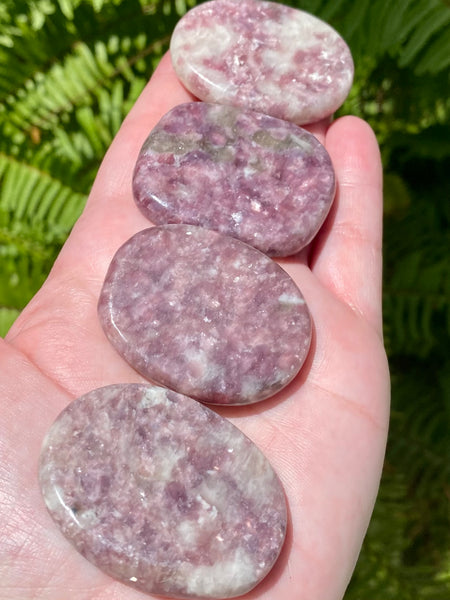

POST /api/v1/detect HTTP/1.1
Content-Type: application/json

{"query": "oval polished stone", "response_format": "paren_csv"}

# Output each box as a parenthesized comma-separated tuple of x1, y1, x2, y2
(170, 0, 354, 125)
(98, 225, 311, 405)
(133, 102, 335, 257)
(39, 383, 287, 599)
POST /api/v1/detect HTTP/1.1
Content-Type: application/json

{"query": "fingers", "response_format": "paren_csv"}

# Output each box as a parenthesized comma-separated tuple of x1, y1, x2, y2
(309, 116, 384, 336)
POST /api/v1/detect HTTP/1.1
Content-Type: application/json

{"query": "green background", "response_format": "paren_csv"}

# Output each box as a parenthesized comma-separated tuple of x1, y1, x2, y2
(1, 0, 449, 597)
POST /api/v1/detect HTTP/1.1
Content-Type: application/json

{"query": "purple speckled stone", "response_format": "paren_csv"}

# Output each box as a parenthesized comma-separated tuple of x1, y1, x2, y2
(39, 383, 287, 599)
(133, 102, 335, 257)
(170, 0, 354, 125)
(98, 225, 311, 405)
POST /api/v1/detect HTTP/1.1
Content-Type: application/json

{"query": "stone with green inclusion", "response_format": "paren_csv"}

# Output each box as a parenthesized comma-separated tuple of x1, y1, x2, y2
(133, 102, 335, 257)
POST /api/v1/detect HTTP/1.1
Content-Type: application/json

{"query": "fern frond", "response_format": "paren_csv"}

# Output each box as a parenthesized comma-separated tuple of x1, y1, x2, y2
(0, 150, 85, 311)
(338, 0, 372, 48)
(0, 5, 73, 101)
(0, 153, 86, 230)
(383, 239, 450, 357)
(398, 4, 450, 70)
(346, 367, 450, 600)
(0, 0, 170, 104)
(1, 30, 167, 170)
(5, 41, 114, 133)
(377, 0, 411, 55)
(300, 0, 450, 78)
(414, 29, 450, 76)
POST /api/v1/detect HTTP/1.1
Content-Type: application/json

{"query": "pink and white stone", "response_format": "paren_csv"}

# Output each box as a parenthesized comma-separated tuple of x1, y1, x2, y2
(39, 383, 287, 599)
(133, 102, 335, 257)
(170, 0, 354, 125)
(98, 224, 311, 405)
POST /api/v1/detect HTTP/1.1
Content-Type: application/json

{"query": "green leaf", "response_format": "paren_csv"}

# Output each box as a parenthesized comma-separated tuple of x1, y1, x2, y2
(398, 6, 450, 68)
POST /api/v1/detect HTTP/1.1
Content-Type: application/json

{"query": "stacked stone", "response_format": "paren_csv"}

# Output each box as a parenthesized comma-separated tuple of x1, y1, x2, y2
(39, 2, 353, 599)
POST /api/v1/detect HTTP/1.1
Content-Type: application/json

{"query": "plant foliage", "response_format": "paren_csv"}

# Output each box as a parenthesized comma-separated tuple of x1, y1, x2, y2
(0, 0, 191, 316)
(0, 0, 449, 598)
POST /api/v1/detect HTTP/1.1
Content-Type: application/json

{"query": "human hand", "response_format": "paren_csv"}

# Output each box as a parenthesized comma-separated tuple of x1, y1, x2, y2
(0, 53, 389, 600)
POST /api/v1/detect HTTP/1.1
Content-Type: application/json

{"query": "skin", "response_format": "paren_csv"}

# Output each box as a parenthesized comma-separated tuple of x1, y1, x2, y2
(0, 54, 389, 600)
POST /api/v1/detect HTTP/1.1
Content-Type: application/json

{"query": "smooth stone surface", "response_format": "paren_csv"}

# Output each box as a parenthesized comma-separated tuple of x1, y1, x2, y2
(170, 0, 354, 125)
(39, 383, 287, 599)
(98, 225, 311, 405)
(133, 102, 335, 257)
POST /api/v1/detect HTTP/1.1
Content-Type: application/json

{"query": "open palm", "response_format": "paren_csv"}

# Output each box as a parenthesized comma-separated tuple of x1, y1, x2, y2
(0, 54, 389, 600)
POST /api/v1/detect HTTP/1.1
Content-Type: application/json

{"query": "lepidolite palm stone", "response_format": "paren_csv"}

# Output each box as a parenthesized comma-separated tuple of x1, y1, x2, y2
(171, 0, 354, 125)
(133, 102, 335, 257)
(39, 384, 287, 599)
(98, 224, 311, 405)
